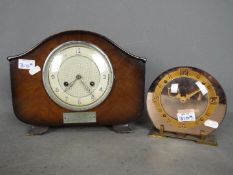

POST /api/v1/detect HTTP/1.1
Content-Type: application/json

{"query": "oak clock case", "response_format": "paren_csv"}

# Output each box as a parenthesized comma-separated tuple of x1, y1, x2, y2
(147, 67, 227, 136)
(7, 31, 146, 127)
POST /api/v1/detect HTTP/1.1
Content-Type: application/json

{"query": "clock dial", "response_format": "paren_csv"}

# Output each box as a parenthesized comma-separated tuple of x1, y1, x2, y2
(161, 77, 209, 121)
(147, 67, 227, 135)
(43, 41, 114, 111)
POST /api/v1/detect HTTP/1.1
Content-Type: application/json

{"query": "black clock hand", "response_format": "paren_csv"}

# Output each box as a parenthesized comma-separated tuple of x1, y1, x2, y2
(64, 74, 95, 98)
(79, 79, 95, 98)
(64, 74, 82, 92)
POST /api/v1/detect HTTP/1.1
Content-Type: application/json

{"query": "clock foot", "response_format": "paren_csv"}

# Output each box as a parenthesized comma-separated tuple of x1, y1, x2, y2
(27, 125, 49, 135)
(149, 127, 217, 146)
(112, 123, 133, 133)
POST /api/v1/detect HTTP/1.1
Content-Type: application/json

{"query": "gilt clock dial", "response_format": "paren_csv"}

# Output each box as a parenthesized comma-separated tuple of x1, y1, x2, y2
(43, 41, 114, 111)
(147, 67, 227, 136)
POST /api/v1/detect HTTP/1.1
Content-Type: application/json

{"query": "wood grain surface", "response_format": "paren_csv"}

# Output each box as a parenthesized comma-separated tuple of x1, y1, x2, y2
(8, 31, 146, 126)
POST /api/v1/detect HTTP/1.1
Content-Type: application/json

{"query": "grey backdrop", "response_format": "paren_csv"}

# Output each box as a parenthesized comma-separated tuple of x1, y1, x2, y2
(1, 0, 233, 114)
(0, 1, 233, 175)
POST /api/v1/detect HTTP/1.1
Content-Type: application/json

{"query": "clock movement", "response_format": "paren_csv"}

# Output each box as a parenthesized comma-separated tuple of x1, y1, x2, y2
(7, 30, 146, 131)
(147, 67, 227, 145)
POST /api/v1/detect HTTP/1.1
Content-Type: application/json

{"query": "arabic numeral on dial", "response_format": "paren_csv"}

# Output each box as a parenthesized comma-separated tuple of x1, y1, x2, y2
(77, 100, 81, 105)
(99, 87, 103, 91)
(76, 48, 81, 54)
(168, 74, 172, 79)
(207, 85, 211, 90)
(103, 74, 107, 79)
(209, 96, 218, 104)
(157, 84, 163, 89)
(153, 96, 159, 102)
(196, 74, 201, 79)
(180, 68, 189, 76)
(51, 75, 55, 79)
(55, 88, 59, 92)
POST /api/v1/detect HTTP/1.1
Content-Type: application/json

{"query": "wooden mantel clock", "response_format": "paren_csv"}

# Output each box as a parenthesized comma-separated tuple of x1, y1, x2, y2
(7, 30, 146, 134)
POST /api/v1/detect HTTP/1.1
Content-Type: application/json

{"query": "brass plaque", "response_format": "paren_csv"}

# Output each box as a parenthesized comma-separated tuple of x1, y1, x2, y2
(63, 112, 96, 124)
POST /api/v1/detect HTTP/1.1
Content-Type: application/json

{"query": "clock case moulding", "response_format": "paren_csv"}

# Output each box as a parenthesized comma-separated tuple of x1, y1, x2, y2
(7, 30, 147, 130)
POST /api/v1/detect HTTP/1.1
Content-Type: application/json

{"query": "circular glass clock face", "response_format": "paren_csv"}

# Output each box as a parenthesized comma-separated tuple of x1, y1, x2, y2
(147, 67, 227, 133)
(43, 41, 114, 111)
(160, 77, 209, 120)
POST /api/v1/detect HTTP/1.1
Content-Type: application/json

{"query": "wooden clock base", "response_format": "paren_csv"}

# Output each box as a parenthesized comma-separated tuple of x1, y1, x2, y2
(27, 126, 49, 135)
(112, 123, 133, 133)
(27, 123, 133, 135)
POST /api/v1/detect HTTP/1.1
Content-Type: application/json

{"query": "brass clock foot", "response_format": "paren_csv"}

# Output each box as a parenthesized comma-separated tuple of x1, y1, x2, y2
(112, 123, 133, 133)
(149, 127, 217, 146)
(27, 126, 49, 135)
(196, 130, 217, 146)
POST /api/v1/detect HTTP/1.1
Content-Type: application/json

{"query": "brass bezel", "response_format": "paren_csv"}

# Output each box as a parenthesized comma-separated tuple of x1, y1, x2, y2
(152, 67, 219, 129)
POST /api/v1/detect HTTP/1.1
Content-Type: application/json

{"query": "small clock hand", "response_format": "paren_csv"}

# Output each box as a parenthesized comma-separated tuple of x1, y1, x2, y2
(79, 79, 95, 98)
(168, 88, 187, 103)
(185, 89, 201, 100)
(64, 74, 82, 92)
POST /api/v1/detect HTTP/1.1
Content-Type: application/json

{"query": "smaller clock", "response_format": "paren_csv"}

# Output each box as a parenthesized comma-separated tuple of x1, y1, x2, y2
(147, 66, 227, 139)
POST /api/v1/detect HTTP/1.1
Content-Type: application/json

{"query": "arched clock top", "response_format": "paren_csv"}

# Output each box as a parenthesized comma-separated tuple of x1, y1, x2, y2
(7, 30, 147, 63)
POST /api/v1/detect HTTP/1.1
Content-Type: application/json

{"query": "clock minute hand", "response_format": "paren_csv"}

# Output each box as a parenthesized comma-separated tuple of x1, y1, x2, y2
(185, 89, 201, 100)
(79, 79, 95, 98)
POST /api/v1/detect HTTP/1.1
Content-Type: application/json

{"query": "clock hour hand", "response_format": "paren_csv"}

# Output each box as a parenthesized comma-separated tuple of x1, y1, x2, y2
(64, 74, 82, 92)
(168, 88, 187, 103)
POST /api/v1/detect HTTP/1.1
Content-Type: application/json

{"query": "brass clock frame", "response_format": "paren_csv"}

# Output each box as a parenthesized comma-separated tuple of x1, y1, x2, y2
(147, 66, 227, 142)
(153, 67, 219, 129)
